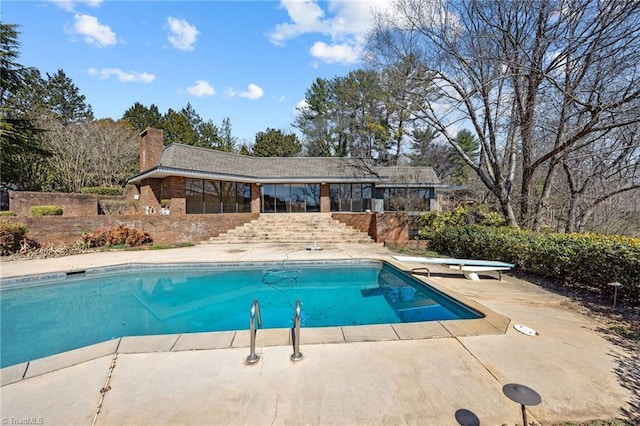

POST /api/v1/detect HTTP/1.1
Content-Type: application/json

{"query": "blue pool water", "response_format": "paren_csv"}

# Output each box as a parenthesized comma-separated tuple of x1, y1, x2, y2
(0, 260, 482, 368)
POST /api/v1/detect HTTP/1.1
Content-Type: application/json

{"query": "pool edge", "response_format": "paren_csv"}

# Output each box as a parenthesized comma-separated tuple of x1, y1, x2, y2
(1, 256, 510, 384)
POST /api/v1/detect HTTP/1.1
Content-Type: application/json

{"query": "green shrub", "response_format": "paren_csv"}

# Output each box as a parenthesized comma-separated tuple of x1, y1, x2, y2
(30, 205, 63, 216)
(81, 187, 124, 196)
(419, 205, 506, 239)
(427, 225, 640, 305)
(82, 224, 152, 248)
(0, 221, 28, 255)
(0, 211, 17, 217)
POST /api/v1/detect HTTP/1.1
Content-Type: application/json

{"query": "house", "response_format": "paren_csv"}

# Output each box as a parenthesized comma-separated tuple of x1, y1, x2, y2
(128, 127, 442, 216)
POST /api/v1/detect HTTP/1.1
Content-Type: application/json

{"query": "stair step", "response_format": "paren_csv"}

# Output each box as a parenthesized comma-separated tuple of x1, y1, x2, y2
(210, 213, 374, 244)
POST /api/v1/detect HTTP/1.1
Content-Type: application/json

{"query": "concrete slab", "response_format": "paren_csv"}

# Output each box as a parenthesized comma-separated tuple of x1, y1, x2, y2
(342, 324, 399, 342)
(95, 340, 525, 425)
(460, 302, 635, 423)
(118, 334, 180, 354)
(392, 321, 452, 340)
(1, 356, 112, 425)
(441, 318, 504, 337)
(172, 331, 236, 351)
(0, 362, 28, 386)
(24, 339, 119, 379)
(1, 242, 637, 424)
(231, 328, 291, 348)
(299, 326, 346, 344)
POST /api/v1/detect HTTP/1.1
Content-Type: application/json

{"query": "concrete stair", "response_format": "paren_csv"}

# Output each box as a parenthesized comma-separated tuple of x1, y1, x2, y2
(210, 213, 375, 244)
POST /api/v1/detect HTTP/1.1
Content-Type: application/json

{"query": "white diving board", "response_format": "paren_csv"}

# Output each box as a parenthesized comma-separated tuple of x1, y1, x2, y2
(392, 256, 515, 281)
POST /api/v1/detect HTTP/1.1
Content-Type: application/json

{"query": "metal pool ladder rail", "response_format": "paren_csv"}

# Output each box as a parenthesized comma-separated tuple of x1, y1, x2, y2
(290, 299, 303, 361)
(246, 299, 262, 364)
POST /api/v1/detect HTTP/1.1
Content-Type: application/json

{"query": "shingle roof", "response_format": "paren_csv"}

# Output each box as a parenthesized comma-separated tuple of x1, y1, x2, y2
(129, 143, 384, 183)
(129, 143, 441, 186)
(375, 167, 441, 186)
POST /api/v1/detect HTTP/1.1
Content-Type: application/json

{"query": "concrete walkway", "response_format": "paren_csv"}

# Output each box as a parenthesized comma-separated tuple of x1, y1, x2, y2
(1, 242, 637, 425)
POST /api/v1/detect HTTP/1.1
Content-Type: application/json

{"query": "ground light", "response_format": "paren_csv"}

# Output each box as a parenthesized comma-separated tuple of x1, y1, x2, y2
(608, 282, 624, 309)
(502, 383, 541, 426)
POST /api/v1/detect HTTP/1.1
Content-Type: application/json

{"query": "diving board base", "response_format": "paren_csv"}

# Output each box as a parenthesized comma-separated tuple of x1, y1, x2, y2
(393, 256, 514, 281)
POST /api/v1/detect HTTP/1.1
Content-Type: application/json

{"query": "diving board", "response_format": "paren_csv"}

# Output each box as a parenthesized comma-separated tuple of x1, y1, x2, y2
(392, 256, 515, 281)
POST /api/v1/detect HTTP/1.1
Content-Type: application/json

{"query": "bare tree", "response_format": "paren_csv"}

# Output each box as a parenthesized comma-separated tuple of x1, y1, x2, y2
(88, 119, 139, 187)
(42, 119, 138, 192)
(366, 0, 640, 228)
(557, 125, 640, 232)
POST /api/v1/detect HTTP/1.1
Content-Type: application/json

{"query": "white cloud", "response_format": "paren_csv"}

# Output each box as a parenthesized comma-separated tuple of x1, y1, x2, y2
(50, 0, 103, 12)
(268, 0, 393, 64)
(187, 80, 216, 97)
(88, 68, 155, 83)
(239, 84, 264, 100)
(310, 41, 358, 64)
(225, 83, 264, 100)
(166, 17, 199, 51)
(268, 0, 328, 46)
(294, 99, 309, 116)
(67, 14, 116, 47)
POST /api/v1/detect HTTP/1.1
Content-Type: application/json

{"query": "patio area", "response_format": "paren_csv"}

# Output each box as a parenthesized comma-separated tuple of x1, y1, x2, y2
(0, 242, 637, 425)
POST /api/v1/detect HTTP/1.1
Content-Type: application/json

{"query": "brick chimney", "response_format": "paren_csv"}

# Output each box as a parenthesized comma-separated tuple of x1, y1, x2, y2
(139, 127, 164, 172)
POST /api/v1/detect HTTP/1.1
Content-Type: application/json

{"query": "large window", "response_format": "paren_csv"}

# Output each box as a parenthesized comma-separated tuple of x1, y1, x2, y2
(329, 183, 372, 212)
(186, 178, 251, 214)
(261, 183, 320, 213)
(383, 188, 433, 212)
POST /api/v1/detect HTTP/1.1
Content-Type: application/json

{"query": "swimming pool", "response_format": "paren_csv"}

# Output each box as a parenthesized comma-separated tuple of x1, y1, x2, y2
(0, 260, 482, 368)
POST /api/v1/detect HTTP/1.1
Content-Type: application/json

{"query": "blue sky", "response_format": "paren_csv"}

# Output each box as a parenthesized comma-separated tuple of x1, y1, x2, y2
(3, 0, 391, 144)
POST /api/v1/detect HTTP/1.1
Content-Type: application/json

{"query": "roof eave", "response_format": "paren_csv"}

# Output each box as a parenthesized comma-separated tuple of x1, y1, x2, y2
(128, 167, 383, 184)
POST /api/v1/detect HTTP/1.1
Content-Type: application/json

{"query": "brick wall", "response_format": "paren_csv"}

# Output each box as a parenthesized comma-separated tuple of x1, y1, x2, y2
(8, 191, 124, 217)
(251, 184, 260, 213)
(139, 127, 164, 171)
(320, 184, 330, 213)
(3, 214, 258, 245)
(332, 212, 376, 239)
(162, 176, 186, 214)
(332, 212, 411, 243)
(375, 212, 410, 243)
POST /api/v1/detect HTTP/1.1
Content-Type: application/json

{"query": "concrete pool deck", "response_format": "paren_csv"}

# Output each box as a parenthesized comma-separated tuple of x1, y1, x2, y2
(1, 242, 637, 425)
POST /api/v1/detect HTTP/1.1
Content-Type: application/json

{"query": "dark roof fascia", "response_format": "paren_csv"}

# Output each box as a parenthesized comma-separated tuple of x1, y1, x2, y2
(128, 166, 382, 185)
(376, 182, 448, 188)
(128, 166, 160, 184)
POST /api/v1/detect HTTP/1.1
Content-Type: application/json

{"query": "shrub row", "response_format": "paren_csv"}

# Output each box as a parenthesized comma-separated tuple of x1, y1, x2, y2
(81, 186, 124, 196)
(427, 225, 640, 305)
(0, 211, 17, 216)
(82, 224, 152, 248)
(30, 205, 63, 216)
(0, 221, 29, 255)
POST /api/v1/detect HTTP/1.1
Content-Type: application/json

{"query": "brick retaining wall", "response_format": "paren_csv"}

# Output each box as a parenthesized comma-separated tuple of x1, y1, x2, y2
(3, 214, 258, 246)
(8, 191, 125, 217)
(332, 212, 410, 244)
(3, 211, 413, 247)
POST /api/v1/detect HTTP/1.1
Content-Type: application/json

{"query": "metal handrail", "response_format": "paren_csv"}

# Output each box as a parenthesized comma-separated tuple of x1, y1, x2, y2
(245, 299, 262, 364)
(290, 299, 303, 361)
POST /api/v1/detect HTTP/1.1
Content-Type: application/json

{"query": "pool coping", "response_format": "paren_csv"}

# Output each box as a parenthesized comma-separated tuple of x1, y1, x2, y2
(1, 257, 510, 386)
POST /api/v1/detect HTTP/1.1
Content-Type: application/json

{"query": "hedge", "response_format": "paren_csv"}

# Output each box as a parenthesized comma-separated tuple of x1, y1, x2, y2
(0, 221, 28, 255)
(427, 225, 640, 305)
(81, 187, 124, 196)
(30, 205, 63, 216)
(0, 211, 17, 217)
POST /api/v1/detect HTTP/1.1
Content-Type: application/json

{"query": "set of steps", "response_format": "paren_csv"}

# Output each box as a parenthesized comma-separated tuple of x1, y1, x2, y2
(210, 213, 375, 244)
